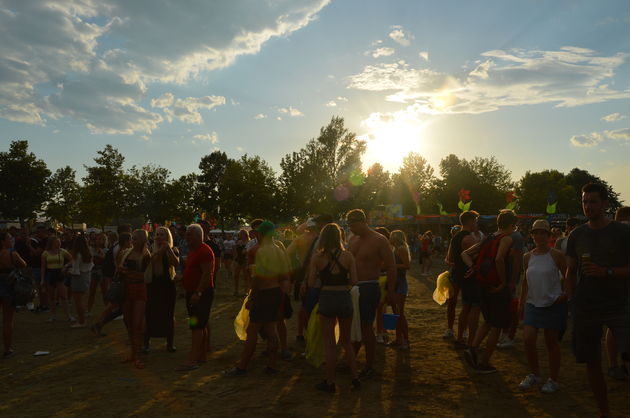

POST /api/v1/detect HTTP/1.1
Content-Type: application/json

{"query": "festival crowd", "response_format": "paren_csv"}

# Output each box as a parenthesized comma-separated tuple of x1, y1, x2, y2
(0, 182, 629, 417)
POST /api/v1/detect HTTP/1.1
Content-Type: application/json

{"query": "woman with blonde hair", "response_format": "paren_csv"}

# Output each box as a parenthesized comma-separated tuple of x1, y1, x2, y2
(145, 227, 179, 353)
(41, 236, 73, 323)
(308, 223, 360, 393)
(389, 230, 410, 349)
(69, 234, 93, 328)
(118, 229, 151, 368)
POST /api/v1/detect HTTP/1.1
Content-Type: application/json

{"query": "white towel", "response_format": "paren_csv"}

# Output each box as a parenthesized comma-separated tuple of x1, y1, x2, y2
(350, 285, 362, 342)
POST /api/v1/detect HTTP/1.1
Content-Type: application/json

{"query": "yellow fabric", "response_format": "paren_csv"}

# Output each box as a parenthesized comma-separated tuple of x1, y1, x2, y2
(305, 304, 339, 368)
(234, 293, 250, 341)
(433, 270, 453, 305)
(43, 249, 69, 269)
(378, 275, 387, 304)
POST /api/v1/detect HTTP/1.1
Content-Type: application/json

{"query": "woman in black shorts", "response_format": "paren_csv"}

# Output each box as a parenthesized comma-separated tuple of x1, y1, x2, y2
(308, 223, 360, 393)
(0, 231, 27, 358)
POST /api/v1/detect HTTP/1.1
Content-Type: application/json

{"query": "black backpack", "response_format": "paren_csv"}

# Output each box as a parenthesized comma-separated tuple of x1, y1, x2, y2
(102, 244, 117, 277)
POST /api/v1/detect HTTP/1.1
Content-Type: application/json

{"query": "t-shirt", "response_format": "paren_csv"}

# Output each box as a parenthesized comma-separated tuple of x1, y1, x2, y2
(183, 243, 215, 292)
(566, 221, 630, 313)
(223, 239, 235, 253)
(451, 230, 471, 278)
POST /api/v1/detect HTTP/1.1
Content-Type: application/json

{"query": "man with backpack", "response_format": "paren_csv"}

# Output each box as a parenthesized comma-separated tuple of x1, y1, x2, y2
(461, 210, 519, 374)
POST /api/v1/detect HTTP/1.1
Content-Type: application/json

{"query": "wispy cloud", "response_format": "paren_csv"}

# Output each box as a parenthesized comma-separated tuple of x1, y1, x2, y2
(389, 25, 413, 46)
(325, 101, 337, 107)
(419, 51, 429, 61)
(277, 106, 304, 117)
(152, 94, 226, 124)
(605, 127, 630, 141)
(370, 47, 395, 58)
(254, 113, 267, 120)
(601, 112, 626, 122)
(348, 47, 630, 119)
(570, 132, 604, 147)
(193, 132, 219, 143)
(0, 1, 330, 133)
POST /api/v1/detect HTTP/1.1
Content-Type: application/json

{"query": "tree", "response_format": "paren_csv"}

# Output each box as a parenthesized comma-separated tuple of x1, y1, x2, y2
(392, 152, 436, 215)
(166, 174, 199, 224)
(517, 170, 574, 214)
(197, 151, 229, 217)
(45, 166, 81, 227)
(0, 140, 51, 226)
(80, 145, 126, 227)
(353, 163, 393, 213)
(124, 164, 171, 223)
(565, 168, 622, 213)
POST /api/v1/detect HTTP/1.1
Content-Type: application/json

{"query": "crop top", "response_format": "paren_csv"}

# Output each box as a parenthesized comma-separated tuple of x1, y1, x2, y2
(319, 250, 349, 286)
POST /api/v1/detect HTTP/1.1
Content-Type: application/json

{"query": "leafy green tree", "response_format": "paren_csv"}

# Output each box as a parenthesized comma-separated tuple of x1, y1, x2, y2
(197, 151, 229, 217)
(517, 170, 575, 214)
(81, 145, 126, 227)
(565, 168, 622, 213)
(0, 140, 51, 226)
(45, 166, 81, 227)
(166, 174, 199, 224)
(353, 163, 393, 213)
(124, 164, 171, 223)
(392, 152, 437, 215)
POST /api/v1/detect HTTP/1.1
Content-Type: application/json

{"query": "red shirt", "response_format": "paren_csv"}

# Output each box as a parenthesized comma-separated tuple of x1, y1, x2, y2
(183, 243, 215, 292)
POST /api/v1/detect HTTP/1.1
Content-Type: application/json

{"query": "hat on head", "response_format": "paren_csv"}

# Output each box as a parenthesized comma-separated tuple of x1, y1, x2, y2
(531, 219, 550, 233)
(256, 221, 276, 237)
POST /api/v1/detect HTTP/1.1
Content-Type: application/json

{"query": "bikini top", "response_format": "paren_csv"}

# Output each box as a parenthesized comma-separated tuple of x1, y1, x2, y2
(319, 250, 349, 286)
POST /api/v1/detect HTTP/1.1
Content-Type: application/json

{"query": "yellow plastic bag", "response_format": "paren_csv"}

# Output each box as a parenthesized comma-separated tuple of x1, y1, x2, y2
(378, 275, 387, 304)
(432, 270, 453, 306)
(305, 304, 339, 368)
(234, 294, 250, 341)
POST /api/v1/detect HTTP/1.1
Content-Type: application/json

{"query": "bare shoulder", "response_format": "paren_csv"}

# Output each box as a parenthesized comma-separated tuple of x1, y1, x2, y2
(549, 248, 565, 262)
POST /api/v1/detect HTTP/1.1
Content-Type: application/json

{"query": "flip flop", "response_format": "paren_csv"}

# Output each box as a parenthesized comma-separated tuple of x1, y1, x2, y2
(175, 364, 199, 372)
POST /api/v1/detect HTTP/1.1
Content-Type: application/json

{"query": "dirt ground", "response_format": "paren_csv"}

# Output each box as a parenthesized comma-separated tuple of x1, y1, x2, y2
(1, 259, 628, 417)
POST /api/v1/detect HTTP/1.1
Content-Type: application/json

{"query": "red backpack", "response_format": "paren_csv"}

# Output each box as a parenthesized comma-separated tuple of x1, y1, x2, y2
(474, 233, 508, 287)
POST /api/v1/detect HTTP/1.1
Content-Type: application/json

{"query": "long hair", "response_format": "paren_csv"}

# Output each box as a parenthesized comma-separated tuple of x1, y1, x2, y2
(72, 234, 92, 262)
(0, 231, 9, 250)
(390, 230, 410, 260)
(317, 223, 344, 254)
(152, 226, 173, 252)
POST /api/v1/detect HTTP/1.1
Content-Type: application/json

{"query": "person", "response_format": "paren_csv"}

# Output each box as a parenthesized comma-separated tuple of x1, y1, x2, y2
(118, 229, 151, 369)
(0, 231, 27, 358)
(223, 233, 235, 282)
(446, 211, 480, 347)
(374, 226, 391, 344)
(87, 232, 108, 315)
(308, 223, 360, 392)
(177, 224, 215, 371)
(41, 236, 73, 322)
(566, 184, 630, 417)
(224, 221, 289, 376)
(419, 231, 433, 275)
(389, 230, 410, 349)
(232, 229, 250, 296)
(347, 209, 396, 378)
(462, 209, 519, 374)
(518, 220, 567, 393)
(28, 226, 49, 312)
(145, 227, 179, 353)
(606, 206, 630, 380)
(554, 218, 580, 255)
(91, 232, 131, 336)
(69, 234, 93, 328)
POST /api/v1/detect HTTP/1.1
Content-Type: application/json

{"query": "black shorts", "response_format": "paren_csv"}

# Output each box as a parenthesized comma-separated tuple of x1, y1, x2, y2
(574, 309, 630, 363)
(186, 288, 214, 330)
(358, 281, 380, 323)
(318, 290, 353, 319)
(479, 286, 511, 329)
(250, 287, 282, 323)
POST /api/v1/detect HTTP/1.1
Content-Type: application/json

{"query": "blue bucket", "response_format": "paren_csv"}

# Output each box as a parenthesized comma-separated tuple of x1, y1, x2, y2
(383, 313, 400, 330)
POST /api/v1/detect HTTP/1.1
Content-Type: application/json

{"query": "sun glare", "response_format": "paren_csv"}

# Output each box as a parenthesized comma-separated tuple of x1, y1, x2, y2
(360, 115, 426, 172)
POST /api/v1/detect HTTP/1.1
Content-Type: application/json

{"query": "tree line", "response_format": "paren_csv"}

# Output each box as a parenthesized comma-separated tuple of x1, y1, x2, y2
(0, 116, 622, 229)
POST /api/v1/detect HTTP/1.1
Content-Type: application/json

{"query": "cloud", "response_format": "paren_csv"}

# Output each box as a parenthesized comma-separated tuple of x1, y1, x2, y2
(324, 96, 348, 107)
(0, 1, 330, 133)
(570, 132, 604, 147)
(163, 95, 226, 124)
(193, 132, 219, 143)
(605, 128, 630, 141)
(601, 112, 626, 122)
(388, 26, 413, 46)
(277, 106, 304, 117)
(254, 113, 267, 119)
(336, 96, 348, 102)
(370, 47, 395, 58)
(348, 47, 630, 117)
(325, 101, 337, 107)
(419, 51, 429, 61)
(236, 146, 244, 152)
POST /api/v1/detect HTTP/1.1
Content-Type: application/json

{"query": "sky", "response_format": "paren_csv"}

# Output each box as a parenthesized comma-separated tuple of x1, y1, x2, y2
(2, 0, 630, 203)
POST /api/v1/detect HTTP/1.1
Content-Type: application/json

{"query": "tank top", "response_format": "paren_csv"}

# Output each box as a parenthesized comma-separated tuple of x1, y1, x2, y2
(43, 250, 68, 270)
(319, 251, 349, 286)
(451, 230, 471, 277)
(526, 251, 563, 307)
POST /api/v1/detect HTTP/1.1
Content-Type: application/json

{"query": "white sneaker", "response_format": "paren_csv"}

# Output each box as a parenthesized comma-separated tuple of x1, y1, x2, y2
(442, 329, 454, 339)
(498, 338, 515, 348)
(519, 374, 542, 389)
(541, 379, 559, 393)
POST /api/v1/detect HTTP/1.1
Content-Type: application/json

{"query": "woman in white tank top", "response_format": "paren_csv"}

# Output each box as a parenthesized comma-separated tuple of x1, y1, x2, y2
(518, 220, 567, 394)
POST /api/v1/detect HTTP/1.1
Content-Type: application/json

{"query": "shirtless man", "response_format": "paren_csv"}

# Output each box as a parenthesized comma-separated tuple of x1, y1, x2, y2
(347, 209, 396, 378)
